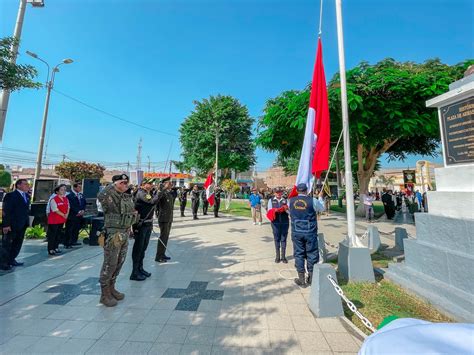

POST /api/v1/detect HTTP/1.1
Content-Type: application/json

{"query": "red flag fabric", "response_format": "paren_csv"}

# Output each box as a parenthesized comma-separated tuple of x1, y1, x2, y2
(289, 37, 330, 197)
(311, 38, 331, 177)
(203, 173, 215, 206)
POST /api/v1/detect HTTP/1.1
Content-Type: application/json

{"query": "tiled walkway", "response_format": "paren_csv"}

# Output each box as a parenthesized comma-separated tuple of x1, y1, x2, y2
(0, 210, 363, 354)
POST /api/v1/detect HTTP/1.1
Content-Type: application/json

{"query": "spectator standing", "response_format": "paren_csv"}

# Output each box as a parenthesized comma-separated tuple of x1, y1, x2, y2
(249, 188, 262, 225)
(1, 179, 31, 270)
(46, 184, 69, 255)
(363, 192, 375, 223)
(65, 182, 86, 248)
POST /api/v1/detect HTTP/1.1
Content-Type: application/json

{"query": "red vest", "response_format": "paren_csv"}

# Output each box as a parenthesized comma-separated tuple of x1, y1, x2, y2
(48, 195, 69, 225)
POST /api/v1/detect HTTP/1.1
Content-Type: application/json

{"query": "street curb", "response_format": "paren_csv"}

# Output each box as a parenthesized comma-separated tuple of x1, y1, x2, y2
(340, 315, 368, 341)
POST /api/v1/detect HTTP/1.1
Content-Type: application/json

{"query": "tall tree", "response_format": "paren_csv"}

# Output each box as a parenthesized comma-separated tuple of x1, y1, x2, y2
(179, 95, 255, 177)
(55, 161, 105, 181)
(0, 37, 41, 91)
(257, 58, 472, 214)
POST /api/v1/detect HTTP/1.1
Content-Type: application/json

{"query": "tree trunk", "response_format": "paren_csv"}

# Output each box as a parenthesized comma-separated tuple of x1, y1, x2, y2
(356, 172, 372, 216)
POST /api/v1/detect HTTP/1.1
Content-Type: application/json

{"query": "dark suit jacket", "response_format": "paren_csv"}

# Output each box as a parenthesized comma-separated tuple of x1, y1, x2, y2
(2, 190, 30, 230)
(66, 192, 87, 219)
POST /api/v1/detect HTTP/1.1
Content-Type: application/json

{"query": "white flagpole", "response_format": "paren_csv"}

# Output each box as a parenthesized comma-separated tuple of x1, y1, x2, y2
(335, 0, 361, 247)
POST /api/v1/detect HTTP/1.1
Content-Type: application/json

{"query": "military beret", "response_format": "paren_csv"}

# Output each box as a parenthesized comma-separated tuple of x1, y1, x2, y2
(112, 174, 129, 182)
(296, 183, 308, 192)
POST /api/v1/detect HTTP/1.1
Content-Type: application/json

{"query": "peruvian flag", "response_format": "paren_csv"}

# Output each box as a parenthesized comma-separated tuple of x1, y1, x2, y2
(203, 173, 215, 206)
(289, 38, 330, 197)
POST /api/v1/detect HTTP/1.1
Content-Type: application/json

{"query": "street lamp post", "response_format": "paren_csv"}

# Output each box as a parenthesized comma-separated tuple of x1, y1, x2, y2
(0, 0, 45, 142)
(26, 51, 73, 180)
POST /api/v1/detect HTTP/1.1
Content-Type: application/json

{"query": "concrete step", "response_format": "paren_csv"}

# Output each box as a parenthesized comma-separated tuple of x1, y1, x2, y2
(426, 191, 474, 219)
(414, 213, 474, 254)
(403, 239, 474, 295)
(386, 263, 473, 322)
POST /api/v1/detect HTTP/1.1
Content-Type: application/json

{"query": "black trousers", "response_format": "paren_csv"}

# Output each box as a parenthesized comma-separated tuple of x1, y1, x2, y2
(132, 223, 153, 271)
(180, 200, 187, 215)
(191, 200, 200, 218)
(214, 200, 220, 217)
(156, 221, 172, 259)
(202, 201, 209, 215)
(47, 224, 64, 251)
(65, 217, 82, 246)
(1, 226, 27, 265)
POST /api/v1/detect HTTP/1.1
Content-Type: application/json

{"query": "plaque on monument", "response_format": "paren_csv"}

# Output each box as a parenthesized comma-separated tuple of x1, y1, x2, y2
(439, 97, 474, 166)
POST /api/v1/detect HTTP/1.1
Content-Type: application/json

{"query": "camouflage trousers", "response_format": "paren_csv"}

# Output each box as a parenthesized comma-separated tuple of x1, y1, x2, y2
(99, 231, 129, 287)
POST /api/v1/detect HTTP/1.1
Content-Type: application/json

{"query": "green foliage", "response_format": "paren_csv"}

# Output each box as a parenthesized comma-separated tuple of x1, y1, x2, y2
(0, 170, 12, 188)
(55, 161, 105, 181)
(25, 225, 46, 239)
(0, 37, 41, 91)
(221, 179, 240, 194)
(179, 95, 256, 177)
(256, 58, 472, 184)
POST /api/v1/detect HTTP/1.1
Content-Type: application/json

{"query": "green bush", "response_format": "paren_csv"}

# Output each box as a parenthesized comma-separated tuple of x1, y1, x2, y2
(25, 225, 46, 239)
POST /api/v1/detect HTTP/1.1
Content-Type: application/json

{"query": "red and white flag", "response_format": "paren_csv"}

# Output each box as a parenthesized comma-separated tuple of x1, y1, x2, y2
(289, 38, 330, 198)
(203, 173, 215, 206)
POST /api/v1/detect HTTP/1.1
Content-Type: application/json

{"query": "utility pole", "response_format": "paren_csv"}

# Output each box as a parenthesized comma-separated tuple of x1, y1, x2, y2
(127, 161, 130, 173)
(0, 0, 44, 141)
(147, 155, 150, 172)
(136, 138, 142, 170)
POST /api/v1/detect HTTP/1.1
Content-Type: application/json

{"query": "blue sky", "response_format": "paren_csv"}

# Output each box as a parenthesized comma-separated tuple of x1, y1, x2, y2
(1, 0, 472, 172)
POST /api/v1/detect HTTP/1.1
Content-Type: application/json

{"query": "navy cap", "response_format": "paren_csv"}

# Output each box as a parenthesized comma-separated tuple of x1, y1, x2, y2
(296, 183, 307, 192)
(112, 174, 129, 182)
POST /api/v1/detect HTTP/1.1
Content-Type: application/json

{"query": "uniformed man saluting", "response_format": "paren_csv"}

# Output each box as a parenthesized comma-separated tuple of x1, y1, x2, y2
(155, 177, 174, 263)
(289, 183, 325, 288)
(190, 184, 200, 220)
(130, 178, 159, 281)
(178, 186, 189, 217)
(98, 174, 138, 307)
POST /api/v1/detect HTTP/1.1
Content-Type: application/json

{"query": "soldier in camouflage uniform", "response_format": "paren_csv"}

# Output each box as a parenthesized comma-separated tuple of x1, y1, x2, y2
(98, 174, 138, 307)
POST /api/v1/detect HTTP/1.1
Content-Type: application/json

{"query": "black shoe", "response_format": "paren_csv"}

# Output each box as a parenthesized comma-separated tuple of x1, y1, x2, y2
(181, 214, 185, 217)
(139, 268, 151, 277)
(193, 216, 199, 220)
(11, 260, 24, 266)
(55, 249, 62, 254)
(130, 272, 146, 281)
(72, 242, 81, 246)
(48, 250, 56, 256)
(281, 257, 288, 264)
(1, 265, 12, 271)
(294, 272, 307, 288)
(306, 272, 313, 285)
(155, 258, 167, 263)
(203, 213, 208, 215)
(163, 255, 171, 260)
(214, 215, 219, 218)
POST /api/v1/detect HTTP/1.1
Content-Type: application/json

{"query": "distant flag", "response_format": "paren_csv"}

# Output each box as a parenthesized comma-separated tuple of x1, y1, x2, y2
(289, 38, 331, 198)
(203, 173, 215, 206)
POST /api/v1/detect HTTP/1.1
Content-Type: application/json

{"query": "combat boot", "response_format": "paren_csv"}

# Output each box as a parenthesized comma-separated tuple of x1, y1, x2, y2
(139, 265, 151, 278)
(130, 270, 146, 281)
(294, 272, 307, 288)
(306, 272, 313, 286)
(100, 286, 118, 307)
(110, 281, 125, 300)
(275, 247, 281, 263)
(281, 248, 288, 264)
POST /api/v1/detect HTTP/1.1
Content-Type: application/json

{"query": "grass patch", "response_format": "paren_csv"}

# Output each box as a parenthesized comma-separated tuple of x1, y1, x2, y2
(330, 201, 385, 218)
(223, 200, 252, 217)
(330, 252, 453, 334)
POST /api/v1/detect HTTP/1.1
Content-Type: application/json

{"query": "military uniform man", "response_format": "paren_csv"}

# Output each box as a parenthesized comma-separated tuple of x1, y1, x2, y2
(178, 187, 189, 217)
(190, 185, 200, 220)
(98, 174, 138, 307)
(155, 177, 174, 263)
(214, 186, 222, 218)
(130, 178, 159, 281)
(289, 183, 325, 287)
(201, 189, 209, 215)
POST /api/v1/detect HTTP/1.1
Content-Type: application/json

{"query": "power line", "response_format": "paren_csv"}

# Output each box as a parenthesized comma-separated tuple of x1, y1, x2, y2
(51, 88, 179, 137)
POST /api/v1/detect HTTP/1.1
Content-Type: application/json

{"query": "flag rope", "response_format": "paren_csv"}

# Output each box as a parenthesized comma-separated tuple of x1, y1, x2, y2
(321, 129, 343, 189)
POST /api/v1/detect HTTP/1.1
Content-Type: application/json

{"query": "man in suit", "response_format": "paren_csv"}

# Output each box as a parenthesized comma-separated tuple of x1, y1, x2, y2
(155, 177, 174, 263)
(65, 182, 86, 248)
(1, 179, 31, 270)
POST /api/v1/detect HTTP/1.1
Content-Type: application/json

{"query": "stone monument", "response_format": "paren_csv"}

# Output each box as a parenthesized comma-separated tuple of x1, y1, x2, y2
(386, 72, 474, 322)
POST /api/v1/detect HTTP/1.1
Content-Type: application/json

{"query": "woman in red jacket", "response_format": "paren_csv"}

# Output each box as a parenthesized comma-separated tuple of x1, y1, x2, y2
(47, 184, 70, 256)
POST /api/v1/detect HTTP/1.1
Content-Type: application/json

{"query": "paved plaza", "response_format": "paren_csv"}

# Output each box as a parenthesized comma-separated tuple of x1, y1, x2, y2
(0, 209, 383, 354)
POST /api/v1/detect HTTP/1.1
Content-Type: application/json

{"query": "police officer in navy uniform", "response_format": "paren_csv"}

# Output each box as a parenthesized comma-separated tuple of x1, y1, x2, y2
(289, 183, 325, 287)
(213, 186, 222, 218)
(268, 187, 289, 263)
